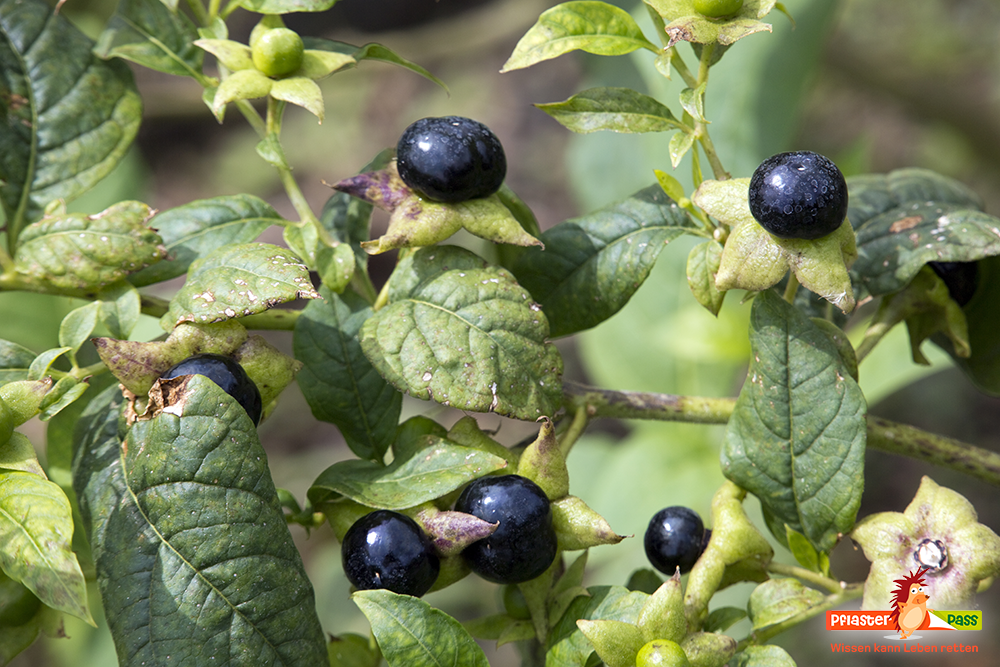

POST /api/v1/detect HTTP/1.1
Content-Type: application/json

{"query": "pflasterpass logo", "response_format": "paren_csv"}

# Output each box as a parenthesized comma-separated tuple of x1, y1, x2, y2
(825, 568, 983, 655)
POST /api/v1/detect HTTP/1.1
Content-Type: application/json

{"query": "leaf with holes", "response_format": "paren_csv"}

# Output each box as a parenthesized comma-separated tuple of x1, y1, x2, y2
(162, 243, 320, 329)
(73, 378, 327, 666)
(509, 185, 698, 338)
(0, 0, 142, 241)
(721, 291, 866, 553)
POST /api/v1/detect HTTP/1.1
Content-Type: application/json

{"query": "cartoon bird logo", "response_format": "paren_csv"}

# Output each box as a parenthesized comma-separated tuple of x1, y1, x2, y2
(890, 568, 933, 639)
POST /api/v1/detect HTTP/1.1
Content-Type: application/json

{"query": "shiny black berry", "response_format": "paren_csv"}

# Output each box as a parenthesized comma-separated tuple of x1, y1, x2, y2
(928, 261, 979, 307)
(455, 474, 557, 584)
(748, 151, 848, 240)
(644, 506, 708, 575)
(160, 353, 263, 425)
(341, 510, 440, 597)
(396, 116, 506, 203)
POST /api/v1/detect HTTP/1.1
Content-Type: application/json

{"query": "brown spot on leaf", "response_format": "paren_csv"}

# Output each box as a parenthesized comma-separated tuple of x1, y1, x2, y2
(890, 216, 923, 233)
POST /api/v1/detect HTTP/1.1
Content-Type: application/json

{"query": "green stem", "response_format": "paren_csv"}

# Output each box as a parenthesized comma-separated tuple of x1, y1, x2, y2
(235, 99, 268, 138)
(351, 269, 379, 305)
(867, 416, 1000, 488)
(558, 405, 589, 457)
(183, 0, 209, 27)
(766, 561, 844, 595)
(854, 320, 895, 364)
(73, 361, 109, 381)
(670, 49, 699, 89)
(783, 272, 800, 304)
(563, 382, 1000, 486)
(0, 245, 15, 273)
(207, 0, 221, 22)
(735, 584, 864, 651)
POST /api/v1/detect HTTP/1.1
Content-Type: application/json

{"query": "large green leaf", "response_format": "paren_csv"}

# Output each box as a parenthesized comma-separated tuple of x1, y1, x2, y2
(508, 185, 698, 338)
(128, 195, 280, 287)
(362, 247, 563, 419)
(0, 440, 92, 623)
(294, 288, 402, 462)
(13, 201, 165, 292)
(536, 87, 683, 134)
(0, 0, 142, 244)
(353, 589, 489, 667)
(162, 243, 320, 329)
(721, 291, 866, 553)
(94, 0, 204, 78)
(73, 378, 327, 666)
(502, 1, 657, 72)
(308, 438, 507, 510)
(234, 0, 338, 15)
(846, 168, 983, 230)
(851, 202, 1000, 298)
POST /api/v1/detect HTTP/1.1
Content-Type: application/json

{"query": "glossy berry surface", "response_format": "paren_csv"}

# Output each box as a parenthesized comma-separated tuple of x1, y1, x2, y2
(341, 510, 440, 597)
(455, 474, 557, 584)
(160, 353, 263, 425)
(693, 0, 743, 18)
(748, 151, 848, 240)
(644, 506, 707, 575)
(251, 28, 304, 78)
(396, 116, 506, 203)
(928, 261, 979, 307)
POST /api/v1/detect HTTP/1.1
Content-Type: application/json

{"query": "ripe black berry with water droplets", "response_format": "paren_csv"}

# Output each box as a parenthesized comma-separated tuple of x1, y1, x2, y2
(396, 116, 506, 203)
(455, 474, 557, 584)
(341, 510, 440, 597)
(928, 261, 979, 307)
(644, 506, 708, 575)
(160, 353, 262, 425)
(748, 151, 848, 240)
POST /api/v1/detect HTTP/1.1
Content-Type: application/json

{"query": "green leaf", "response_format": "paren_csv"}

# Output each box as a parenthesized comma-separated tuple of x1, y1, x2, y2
(361, 246, 563, 419)
(27, 347, 71, 380)
(851, 202, 1000, 298)
(95, 0, 204, 78)
(0, 340, 35, 384)
(668, 130, 696, 169)
(350, 42, 446, 90)
(13, 201, 166, 292)
(547, 586, 649, 667)
(270, 76, 324, 121)
(846, 168, 983, 230)
(502, 1, 656, 72)
(747, 578, 824, 630)
(193, 38, 254, 71)
(536, 87, 683, 134)
(0, 465, 92, 623)
(235, 0, 338, 15)
(785, 526, 821, 572)
(74, 378, 328, 666)
(327, 633, 380, 667)
(283, 223, 355, 292)
(58, 301, 101, 354)
(210, 68, 273, 120)
(0, 0, 142, 241)
(703, 606, 747, 633)
(161, 242, 320, 329)
(721, 291, 866, 552)
(129, 195, 280, 287)
(510, 184, 698, 338)
(294, 288, 402, 461)
(353, 589, 489, 667)
(679, 83, 707, 123)
(299, 49, 355, 79)
(97, 280, 142, 339)
(686, 240, 725, 316)
(307, 438, 507, 510)
(38, 375, 88, 421)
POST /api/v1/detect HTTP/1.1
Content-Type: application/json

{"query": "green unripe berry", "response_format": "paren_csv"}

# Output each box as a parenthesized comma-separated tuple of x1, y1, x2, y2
(693, 0, 743, 18)
(251, 28, 304, 78)
(636, 639, 692, 667)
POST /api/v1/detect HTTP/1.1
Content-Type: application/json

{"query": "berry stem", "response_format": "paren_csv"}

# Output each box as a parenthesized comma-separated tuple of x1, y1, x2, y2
(183, 0, 209, 28)
(782, 272, 800, 304)
(558, 405, 590, 457)
(766, 561, 846, 595)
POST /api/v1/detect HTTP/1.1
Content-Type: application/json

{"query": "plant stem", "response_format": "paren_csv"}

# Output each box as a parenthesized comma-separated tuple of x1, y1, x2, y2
(735, 583, 864, 651)
(854, 319, 894, 364)
(783, 273, 800, 304)
(670, 50, 699, 89)
(563, 382, 1000, 486)
(0, 245, 15, 273)
(692, 42, 730, 181)
(558, 405, 589, 457)
(766, 561, 845, 595)
(867, 416, 1000, 487)
(184, 0, 209, 27)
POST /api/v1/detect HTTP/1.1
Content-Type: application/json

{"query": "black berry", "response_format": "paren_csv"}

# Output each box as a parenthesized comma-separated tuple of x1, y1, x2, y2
(341, 510, 440, 597)
(160, 353, 263, 425)
(928, 261, 979, 307)
(748, 151, 848, 240)
(396, 116, 506, 203)
(644, 506, 708, 575)
(455, 474, 557, 584)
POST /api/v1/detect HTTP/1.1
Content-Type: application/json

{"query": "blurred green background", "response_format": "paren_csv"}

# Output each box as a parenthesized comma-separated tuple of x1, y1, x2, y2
(7, 0, 1000, 665)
